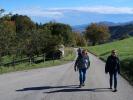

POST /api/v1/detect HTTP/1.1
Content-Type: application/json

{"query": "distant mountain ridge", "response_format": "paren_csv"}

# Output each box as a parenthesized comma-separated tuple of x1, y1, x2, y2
(72, 21, 133, 32)
(72, 21, 133, 39)
(109, 24, 133, 39)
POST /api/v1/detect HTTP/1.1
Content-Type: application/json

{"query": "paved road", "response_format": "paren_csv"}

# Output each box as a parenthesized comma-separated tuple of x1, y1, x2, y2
(0, 53, 133, 100)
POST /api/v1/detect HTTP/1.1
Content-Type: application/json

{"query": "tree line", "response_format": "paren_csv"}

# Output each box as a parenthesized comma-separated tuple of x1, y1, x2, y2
(0, 9, 88, 65)
(0, 9, 111, 66)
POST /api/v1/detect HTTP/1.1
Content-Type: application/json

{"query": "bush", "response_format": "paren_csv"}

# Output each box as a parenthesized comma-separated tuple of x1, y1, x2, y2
(45, 50, 62, 61)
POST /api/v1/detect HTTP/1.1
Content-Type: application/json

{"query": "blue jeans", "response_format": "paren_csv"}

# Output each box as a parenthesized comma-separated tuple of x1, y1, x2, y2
(79, 68, 87, 84)
(109, 72, 117, 89)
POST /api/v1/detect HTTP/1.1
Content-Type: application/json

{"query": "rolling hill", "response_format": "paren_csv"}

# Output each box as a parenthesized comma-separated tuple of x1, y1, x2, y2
(109, 24, 133, 39)
(86, 37, 133, 85)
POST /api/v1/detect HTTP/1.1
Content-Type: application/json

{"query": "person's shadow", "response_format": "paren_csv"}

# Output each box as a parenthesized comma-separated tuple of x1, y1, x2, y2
(16, 85, 79, 91)
(16, 85, 111, 93)
(43, 87, 111, 93)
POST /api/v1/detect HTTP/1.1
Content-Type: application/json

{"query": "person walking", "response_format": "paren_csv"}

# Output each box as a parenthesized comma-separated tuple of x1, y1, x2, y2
(105, 50, 120, 92)
(74, 49, 90, 87)
(77, 48, 82, 56)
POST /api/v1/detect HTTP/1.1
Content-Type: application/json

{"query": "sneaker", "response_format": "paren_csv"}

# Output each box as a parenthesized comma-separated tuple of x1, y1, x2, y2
(79, 84, 82, 88)
(109, 86, 112, 89)
(109, 87, 112, 89)
(82, 83, 85, 86)
(112, 89, 117, 92)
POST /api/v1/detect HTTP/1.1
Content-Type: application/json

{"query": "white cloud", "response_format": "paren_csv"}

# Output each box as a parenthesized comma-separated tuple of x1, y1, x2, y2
(77, 6, 133, 14)
(13, 7, 63, 18)
(48, 6, 133, 14)
(13, 6, 133, 18)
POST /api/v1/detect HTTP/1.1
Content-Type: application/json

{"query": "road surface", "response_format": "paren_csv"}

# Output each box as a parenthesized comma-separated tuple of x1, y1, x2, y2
(0, 53, 133, 100)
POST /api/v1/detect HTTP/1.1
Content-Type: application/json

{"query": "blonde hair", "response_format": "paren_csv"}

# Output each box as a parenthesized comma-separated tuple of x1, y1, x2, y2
(112, 49, 116, 53)
(82, 49, 88, 55)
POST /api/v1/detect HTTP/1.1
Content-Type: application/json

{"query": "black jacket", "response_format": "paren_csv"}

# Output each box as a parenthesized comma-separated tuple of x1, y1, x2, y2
(75, 54, 90, 69)
(105, 55, 120, 73)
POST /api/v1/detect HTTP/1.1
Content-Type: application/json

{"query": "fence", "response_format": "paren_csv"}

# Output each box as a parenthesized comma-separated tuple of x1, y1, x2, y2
(0, 53, 62, 67)
(0, 47, 75, 68)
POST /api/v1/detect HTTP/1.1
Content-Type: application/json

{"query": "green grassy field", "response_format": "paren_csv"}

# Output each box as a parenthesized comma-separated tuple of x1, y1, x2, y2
(0, 47, 76, 74)
(85, 37, 133, 85)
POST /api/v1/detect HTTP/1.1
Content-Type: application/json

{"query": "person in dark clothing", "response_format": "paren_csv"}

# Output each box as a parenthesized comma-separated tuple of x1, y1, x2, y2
(74, 49, 90, 87)
(105, 50, 120, 92)
(77, 48, 82, 56)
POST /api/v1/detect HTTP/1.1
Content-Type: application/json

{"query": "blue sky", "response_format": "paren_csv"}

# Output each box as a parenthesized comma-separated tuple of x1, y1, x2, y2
(1, 0, 133, 25)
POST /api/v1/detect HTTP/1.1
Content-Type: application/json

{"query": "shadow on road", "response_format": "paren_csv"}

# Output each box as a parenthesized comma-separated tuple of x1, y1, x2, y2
(16, 85, 111, 93)
(44, 88, 111, 93)
(16, 85, 79, 91)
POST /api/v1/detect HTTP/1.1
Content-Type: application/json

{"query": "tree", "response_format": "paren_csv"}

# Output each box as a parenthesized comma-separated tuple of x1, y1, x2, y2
(11, 14, 37, 57)
(85, 23, 110, 45)
(43, 22, 75, 46)
(0, 12, 78, 65)
(11, 14, 36, 34)
(0, 20, 16, 55)
(74, 32, 87, 46)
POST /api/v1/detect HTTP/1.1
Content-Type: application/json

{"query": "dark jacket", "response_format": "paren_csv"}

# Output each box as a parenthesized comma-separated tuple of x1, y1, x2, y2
(105, 55, 120, 73)
(75, 54, 90, 69)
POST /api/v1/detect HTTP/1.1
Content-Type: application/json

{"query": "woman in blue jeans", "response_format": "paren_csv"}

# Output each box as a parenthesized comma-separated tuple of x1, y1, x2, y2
(105, 50, 120, 92)
(74, 49, 90, 87)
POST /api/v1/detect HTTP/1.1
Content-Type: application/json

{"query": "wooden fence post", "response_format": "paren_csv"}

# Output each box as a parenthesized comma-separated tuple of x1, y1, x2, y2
(12, 56, 16, 69)
(29, 57, 32, 65)
(0, 53, 2, 67)
(53, 53, 55, 64)
(0, 53, 2, 72)
(43, 53, 45, 63)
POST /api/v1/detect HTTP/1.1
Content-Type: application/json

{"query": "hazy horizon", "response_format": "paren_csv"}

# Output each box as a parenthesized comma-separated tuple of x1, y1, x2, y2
(1, 0, 133, 25)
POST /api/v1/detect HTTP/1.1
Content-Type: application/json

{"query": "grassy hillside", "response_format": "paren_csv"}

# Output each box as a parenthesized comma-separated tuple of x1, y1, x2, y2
(86, 37, 133, 85)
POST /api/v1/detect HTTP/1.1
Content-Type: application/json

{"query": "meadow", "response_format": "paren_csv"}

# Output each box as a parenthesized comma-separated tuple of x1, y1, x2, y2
(86, 37, 133, 85)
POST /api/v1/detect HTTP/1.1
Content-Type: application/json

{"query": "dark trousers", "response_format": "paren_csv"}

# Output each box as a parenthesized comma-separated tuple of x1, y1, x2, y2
(109, 72, 117, 89)
(79, 68, 87, 84)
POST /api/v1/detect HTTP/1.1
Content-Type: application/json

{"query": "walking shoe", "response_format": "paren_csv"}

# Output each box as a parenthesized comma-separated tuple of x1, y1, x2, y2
(112, 89, 117, 92)
(109, 87, 112, 89)
(79, 84, 82, 88)
(82, 83, 85, 86)
(109, 86, 112, 89)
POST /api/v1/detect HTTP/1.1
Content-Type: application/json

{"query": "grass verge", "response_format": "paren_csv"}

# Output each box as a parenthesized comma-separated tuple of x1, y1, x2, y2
(0, 47, 76, 74)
